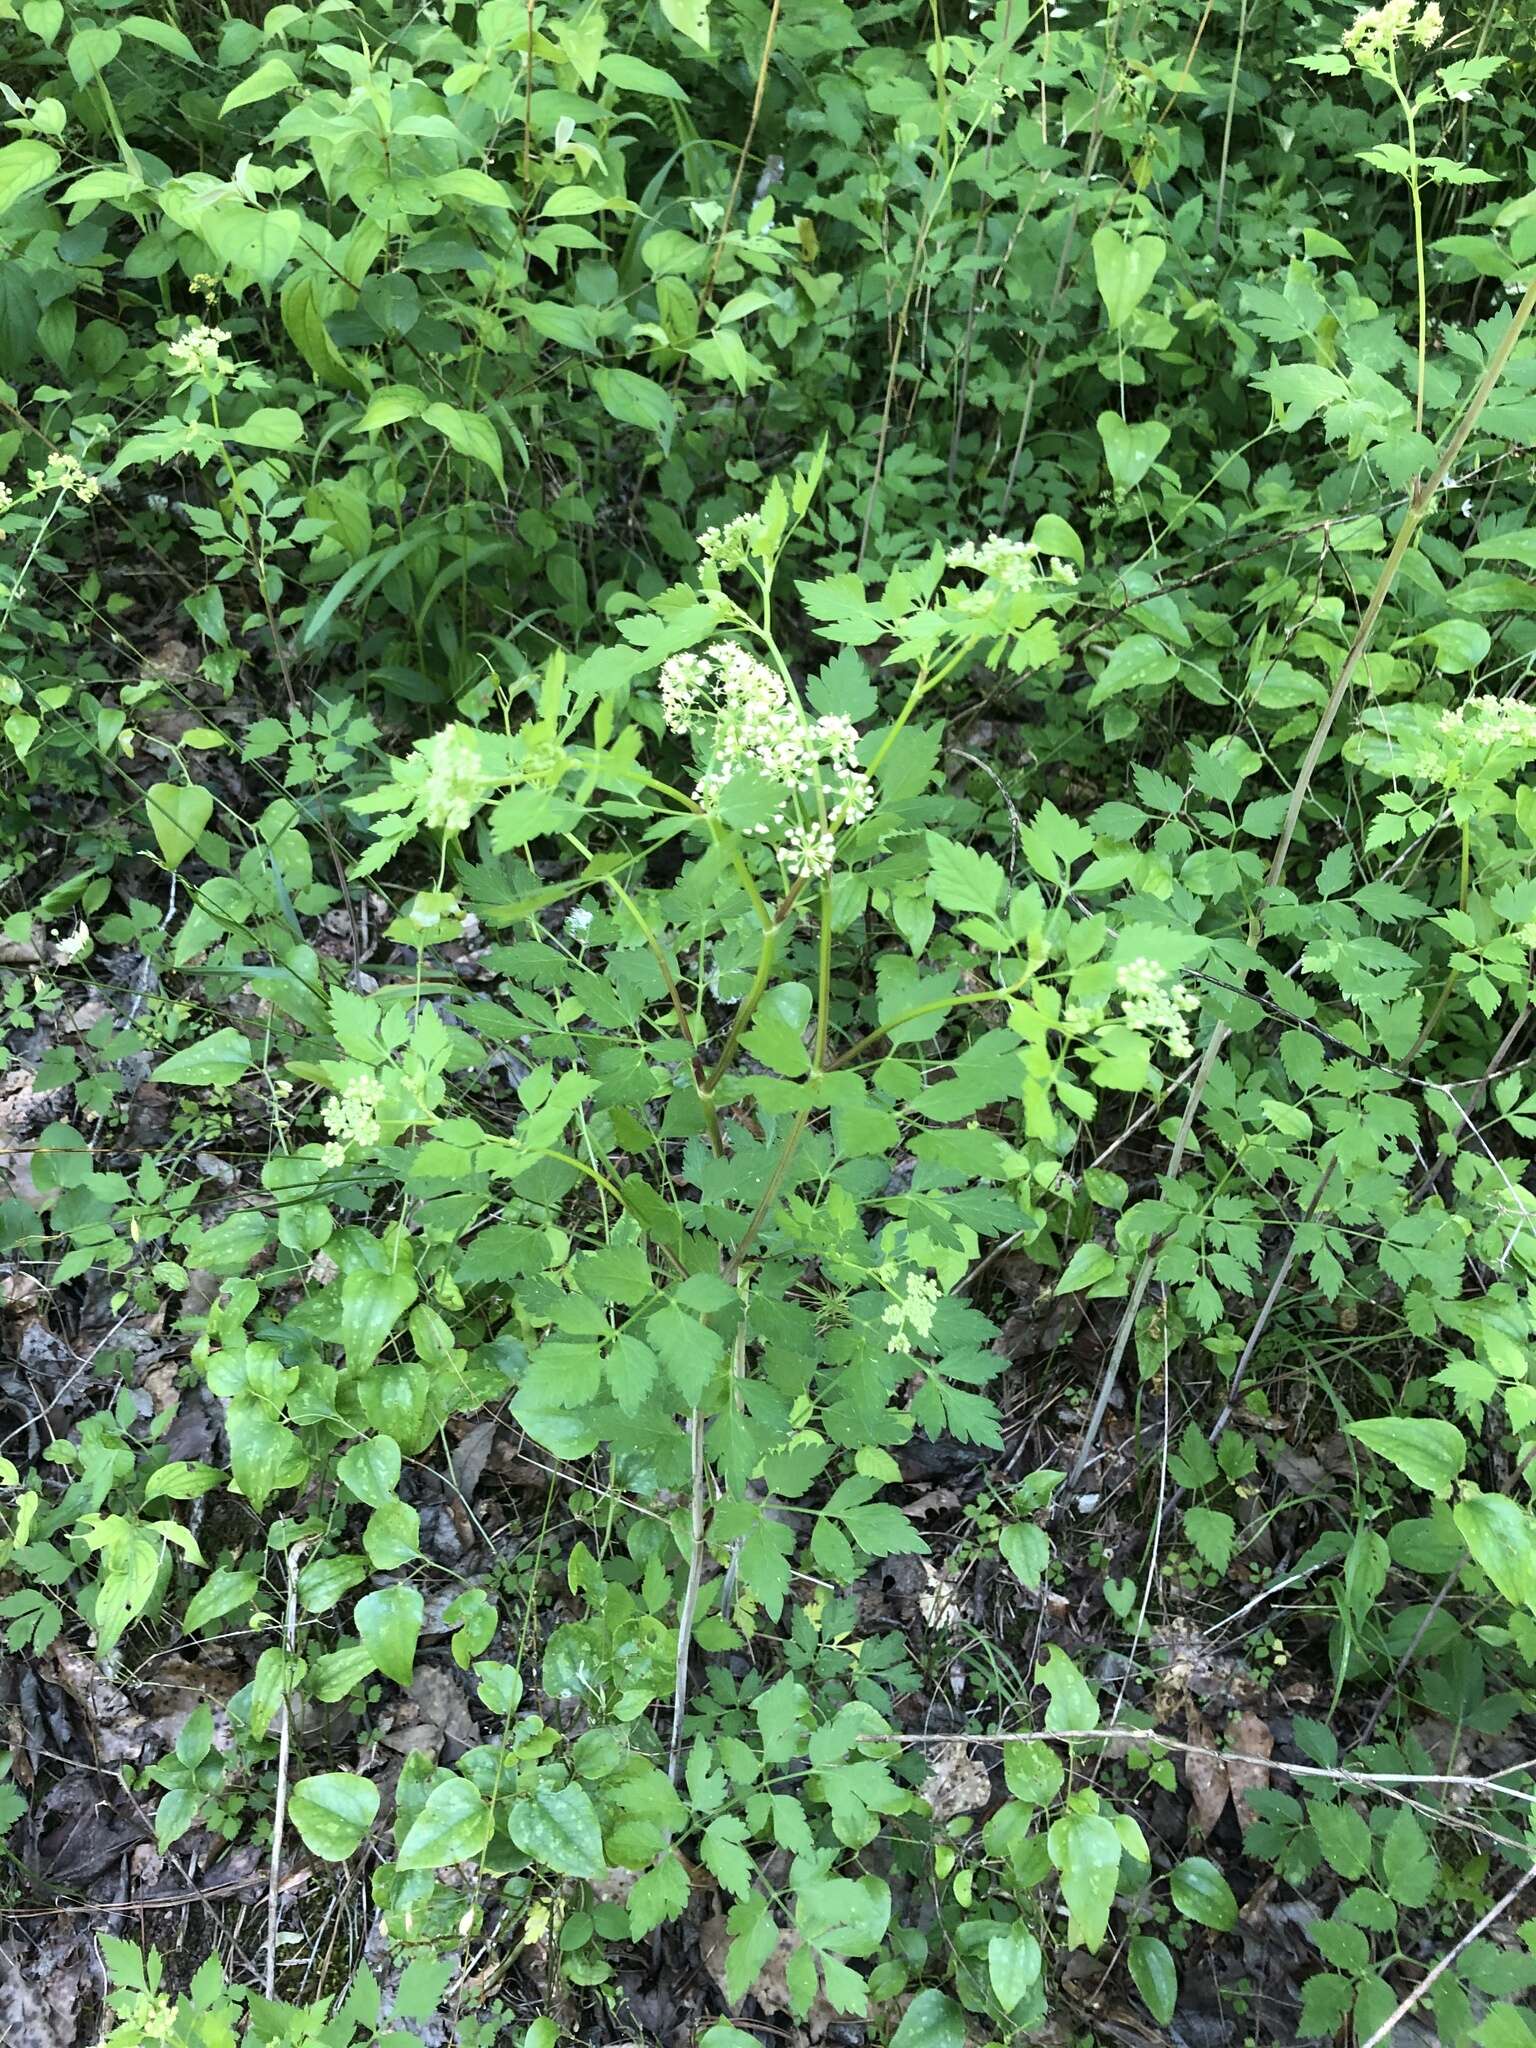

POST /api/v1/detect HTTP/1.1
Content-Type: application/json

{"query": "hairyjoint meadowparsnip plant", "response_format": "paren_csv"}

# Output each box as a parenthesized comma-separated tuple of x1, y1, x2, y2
(7, 0, 1536, 2042)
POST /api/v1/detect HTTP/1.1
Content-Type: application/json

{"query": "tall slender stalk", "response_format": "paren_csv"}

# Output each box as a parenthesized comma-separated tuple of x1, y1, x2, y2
(1067, 273, 1536, 1494)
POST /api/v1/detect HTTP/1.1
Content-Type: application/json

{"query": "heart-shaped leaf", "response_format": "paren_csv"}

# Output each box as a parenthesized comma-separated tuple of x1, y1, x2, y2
(396, 1776, 491, 1870)
(146, 781, 213, 868)
(1097, 413, 1171, 495)
(289, 1772, 379, 1861)
(340, 1267, 417, 1371)
(1091, 227, 1167, 327)
(354, 1582, 422, 1686)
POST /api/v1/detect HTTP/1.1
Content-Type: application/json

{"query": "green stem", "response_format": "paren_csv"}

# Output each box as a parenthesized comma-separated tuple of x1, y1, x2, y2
(724, 1106, 809, 1280)
(1390, 64, 1428, 435)
(814, 884, 834, 1070)
(706, 943, 779, 1091)
(865, 636, 977, 781)
(1067, 268, 1536, 1496)
(604, 871, 725, 1156)
(700, 890, 801, 1098)
(539, 1151, 687, 1275)
(829, 974, 1028, 1074)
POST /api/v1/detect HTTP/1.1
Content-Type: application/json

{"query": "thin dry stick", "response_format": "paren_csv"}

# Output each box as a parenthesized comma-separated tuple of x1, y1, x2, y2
(691, 0, 783, 330)
(1358, 1857, 1536, 2048)
(1065, 274, 1536, 1495)
(1206, 1155, 1338, 1454)
(668, 1399, 710, 1786)
(897, 1727, 1536, 1808)
(264, 1540, 307, 2000)
(1210, 0, 1249, 252)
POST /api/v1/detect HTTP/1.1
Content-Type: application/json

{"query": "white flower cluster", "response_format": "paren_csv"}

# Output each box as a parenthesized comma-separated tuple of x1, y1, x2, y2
(319, 1072, 384, 1169)
(1435, 696, 1536, 752)
(947, 535, 1043, 593)
(28, 453, 101, 506)
(1115, 956, 1200, 1058)
(1342, 0, 1442, 61)
(696, 513, 758, 572)
(882, 1268, 942, 1355)
(946, 536, 1078, 620)
(658, 642, 874, 882)
(417, 725, 487, 833)
(0, 482, 10, 540)
(168, 322, 234, 381)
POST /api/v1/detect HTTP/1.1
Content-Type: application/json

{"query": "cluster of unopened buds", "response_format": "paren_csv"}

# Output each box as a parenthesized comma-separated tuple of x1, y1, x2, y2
(26, 452, 101, 506)
(1435, 695, 1536, 753)
(658, 641, 874, 882)
(167, 321, 234, 382)
(1114, 956, 1201, 1059)
(1341, 0, 1442, 62)
(109, 1991, 179, 2045)
(945, 535, 1077, 615)
(1064, 956, 1201, 1059)
(696, 513, 758, 573)
(417, 724, 490, 833)
(881, 1266, 943, 1355)
(319, 1072, 385, 1168)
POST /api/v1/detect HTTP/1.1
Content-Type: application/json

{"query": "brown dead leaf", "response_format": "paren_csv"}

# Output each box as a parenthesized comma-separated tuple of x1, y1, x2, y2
(2, 1270, 41, 1310)
(406, 1668, 477, 1759)
(48, 1645, 130, 1728)
(1181, 1706, 1229, 1839)
(0, 1932, 91, 2048)
(698, 1912, 839, 2042)
(146, 1655, 242, 1704)
(905, 1486, 960, 1520)
(922, 1744, 993, 1824)
(1224, 1709, 1273, 1832)
(916, 1559, 961, 1631)
(451, 1419, 497, 1503)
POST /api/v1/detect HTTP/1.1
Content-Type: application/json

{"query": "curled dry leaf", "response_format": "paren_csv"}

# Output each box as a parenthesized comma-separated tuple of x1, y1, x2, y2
(1181, 1706, 1230, 1839)
(1224, 1709, 1273, 1832)
(923, 1743, 993, 1823)
(698, 1912, 840, 2043)
(916, 1559, 961, 1631)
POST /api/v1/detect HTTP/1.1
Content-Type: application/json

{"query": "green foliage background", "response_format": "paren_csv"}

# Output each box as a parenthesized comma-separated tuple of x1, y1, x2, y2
(5, 0, 1536, 2042)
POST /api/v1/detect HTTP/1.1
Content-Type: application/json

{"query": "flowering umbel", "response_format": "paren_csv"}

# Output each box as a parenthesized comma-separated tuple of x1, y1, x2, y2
(1436, 695, 1536, 752)
(416, 725, 490, 834)
(657, 641, 875, 882)
(319, 1072, 384, 1169)
(27, 453, 101, 506)
(1115, 957, 1201, 1058)
(1341, 0, 1442, 63)
(881, 1267, 943, 1355)
(167, 323, 234, 382)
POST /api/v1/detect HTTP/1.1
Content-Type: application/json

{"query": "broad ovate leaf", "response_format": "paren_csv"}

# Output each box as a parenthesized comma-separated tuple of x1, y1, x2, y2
(1346, 1417, 1465, 1498)
(289, 1772, 379, 1861)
